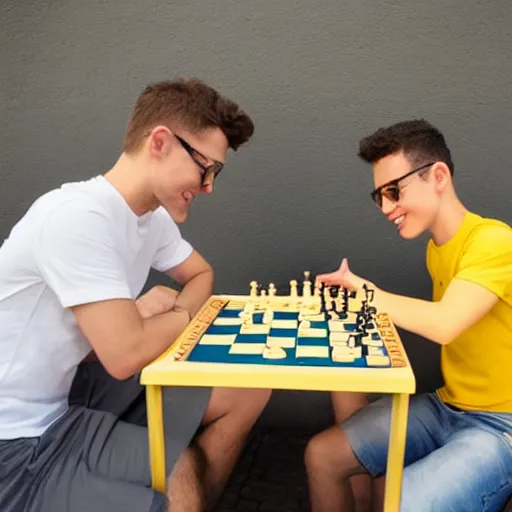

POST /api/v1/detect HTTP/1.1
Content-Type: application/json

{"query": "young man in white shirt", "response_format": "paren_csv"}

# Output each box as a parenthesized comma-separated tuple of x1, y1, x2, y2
(0, 78, 271, 512)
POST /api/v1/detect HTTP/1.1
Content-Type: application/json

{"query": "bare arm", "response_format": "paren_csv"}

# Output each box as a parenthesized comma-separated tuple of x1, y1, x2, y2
(72, 299, 190, 380)
(369, 279, 498, 344)
(74, 251, 213, 378)
(166, 249, 214, 318)
(317, 258, 499, 345)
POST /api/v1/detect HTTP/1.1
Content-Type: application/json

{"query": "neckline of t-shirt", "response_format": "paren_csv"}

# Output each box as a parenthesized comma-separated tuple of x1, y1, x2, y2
(96, 175, 154, 227)
(428, 211, 480, 253)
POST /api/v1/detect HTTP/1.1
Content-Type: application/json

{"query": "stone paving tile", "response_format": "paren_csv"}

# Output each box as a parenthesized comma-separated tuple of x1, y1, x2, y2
(213, 428, 311, 512)
(213, 427, 512, 512)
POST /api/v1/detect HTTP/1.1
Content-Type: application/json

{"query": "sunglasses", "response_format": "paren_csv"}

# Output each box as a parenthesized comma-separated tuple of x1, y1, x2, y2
(370, 162, 435, 208)
(175, 135, 224, 187)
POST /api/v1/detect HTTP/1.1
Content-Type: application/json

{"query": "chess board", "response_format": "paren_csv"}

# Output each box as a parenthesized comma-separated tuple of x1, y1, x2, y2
(169, 281, 408, 370)
(141, 277, 415, 512)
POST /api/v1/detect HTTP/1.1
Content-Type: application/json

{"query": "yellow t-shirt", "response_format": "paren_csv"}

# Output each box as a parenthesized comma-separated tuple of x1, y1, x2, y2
(426, 211, 512, 412)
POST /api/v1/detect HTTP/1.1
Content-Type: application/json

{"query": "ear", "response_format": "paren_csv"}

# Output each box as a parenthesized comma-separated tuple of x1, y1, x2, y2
(432, 162, 451, 192)
(148, 125, 173, 159)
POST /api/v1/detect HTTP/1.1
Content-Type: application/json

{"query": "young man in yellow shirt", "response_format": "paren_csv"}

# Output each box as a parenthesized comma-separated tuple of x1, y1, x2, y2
(305, 119, 512, 511)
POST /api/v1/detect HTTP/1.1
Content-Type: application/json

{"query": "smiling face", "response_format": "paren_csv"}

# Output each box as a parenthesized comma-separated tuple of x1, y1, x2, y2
(146, 125, 228, 223)
(371, 152, 450, 239)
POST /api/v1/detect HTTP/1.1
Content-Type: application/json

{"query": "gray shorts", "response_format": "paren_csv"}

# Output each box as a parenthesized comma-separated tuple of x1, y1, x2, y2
(0, 362, 211, 512)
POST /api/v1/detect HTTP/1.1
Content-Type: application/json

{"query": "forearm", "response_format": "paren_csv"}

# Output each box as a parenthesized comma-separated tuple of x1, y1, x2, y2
(130, 270, 214, 372)
(108, 268, 214, 378)
(318, 257, 495, 347)
(371, 286, 448, 344)
(124, 308, 190, 376)
(339, 269, 447, 344)
(174, 267, 214, 317)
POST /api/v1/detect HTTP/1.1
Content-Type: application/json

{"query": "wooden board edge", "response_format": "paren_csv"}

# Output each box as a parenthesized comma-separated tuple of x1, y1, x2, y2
(375, 312, 411, 368)
(170, 296, 229, 361)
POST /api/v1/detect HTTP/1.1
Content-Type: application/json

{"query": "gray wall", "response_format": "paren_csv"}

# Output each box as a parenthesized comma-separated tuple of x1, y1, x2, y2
(2, 0, 511, 431)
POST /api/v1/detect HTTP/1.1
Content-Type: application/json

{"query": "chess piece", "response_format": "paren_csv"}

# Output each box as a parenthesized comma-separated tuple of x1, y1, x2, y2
(290, 280, 298, 297)
(356, 309, 369, 337)
(313, 282, 322, 310)
(243, 301, 255, 314)
(323, 286, 333, 311)
(263, 346, 286, 359)
(328, 286, 338, 311)
(268, 283, 276, 297)
(260, 289, 267, 308)
(363, 283, 375, 303)
(249, 281, 258, 297)
(336, 287, 349, 319)
(303, 271, 312, 297)
(319, 282, 327, 312)
(363, 284, 377, 314)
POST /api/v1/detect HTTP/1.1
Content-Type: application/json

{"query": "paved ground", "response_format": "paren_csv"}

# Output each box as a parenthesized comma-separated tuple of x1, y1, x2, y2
(213, 428, 311, 512)
(212, 426, 512, 512)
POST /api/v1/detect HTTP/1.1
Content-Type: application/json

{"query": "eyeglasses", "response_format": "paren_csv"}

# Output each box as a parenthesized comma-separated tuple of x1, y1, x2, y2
(370, 162, 435, 208)
(175, 135, 224, 187)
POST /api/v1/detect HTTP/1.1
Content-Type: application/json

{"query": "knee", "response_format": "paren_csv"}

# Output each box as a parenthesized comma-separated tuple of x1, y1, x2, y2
(227, 387, 272, 419)
(305, 427, 359, 478)
(304, 431, 335, 473)
(241, 388, 272, 416)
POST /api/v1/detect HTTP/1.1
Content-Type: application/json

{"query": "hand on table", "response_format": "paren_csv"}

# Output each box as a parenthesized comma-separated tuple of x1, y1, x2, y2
(135, 285, 181, 319)
(315, 258, 369, 291)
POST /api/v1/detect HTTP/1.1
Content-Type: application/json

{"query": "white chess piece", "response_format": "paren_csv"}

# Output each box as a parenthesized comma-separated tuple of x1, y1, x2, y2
(303, 271, 312, 297)
(260, 289, 267, 308)
(263, 307, 274, 324)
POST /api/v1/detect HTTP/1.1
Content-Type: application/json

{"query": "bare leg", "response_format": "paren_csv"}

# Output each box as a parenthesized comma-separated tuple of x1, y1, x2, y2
(166, 446, 205, 511)
(194, 387, 271, 510)
(331, 392, 372, 512)
(305, 424, 367, 512)
(371, 477, 385, 512)
(331, 391, 368, 424)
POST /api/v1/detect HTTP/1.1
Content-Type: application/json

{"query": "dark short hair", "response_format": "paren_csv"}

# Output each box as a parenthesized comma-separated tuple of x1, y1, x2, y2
(124, 77, 254, 153)
(358, 119, 454, 175)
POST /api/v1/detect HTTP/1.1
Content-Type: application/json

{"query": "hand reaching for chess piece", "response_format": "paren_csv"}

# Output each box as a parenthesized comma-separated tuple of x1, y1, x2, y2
(315, 258, 371, 292)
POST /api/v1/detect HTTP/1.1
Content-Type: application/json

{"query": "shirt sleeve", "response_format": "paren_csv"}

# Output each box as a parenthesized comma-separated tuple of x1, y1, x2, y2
(151, 208, 193, 273)
(35, 201, 133, 308)
(455, 225, 512, 305)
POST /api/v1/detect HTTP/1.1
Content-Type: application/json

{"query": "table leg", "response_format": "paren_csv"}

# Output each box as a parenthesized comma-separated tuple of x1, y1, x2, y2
(146, 385, 166, 493)
(383, 393, 410, 512)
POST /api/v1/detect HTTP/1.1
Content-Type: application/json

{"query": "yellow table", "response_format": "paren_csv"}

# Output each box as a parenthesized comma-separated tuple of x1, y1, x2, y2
(140, 294, 415, 512)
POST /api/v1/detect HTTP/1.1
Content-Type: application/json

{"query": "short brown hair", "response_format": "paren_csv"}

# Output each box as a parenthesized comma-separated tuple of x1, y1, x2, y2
(358, 119, 454, 175)
(123, 78, 254, 153)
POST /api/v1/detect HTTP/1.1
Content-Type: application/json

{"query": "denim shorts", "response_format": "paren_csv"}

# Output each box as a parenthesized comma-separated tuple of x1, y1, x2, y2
(342, 392, 512, 512)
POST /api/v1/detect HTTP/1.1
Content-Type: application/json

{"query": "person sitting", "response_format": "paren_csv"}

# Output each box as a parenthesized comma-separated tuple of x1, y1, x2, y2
(0, 77, 271, 512)
(306, 119, 512, 512)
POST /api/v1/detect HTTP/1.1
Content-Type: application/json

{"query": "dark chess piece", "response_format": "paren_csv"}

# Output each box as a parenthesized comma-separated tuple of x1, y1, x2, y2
(329, 285, 340, 297)
(362, 283, 377, 314)
(364, 313, 375, 330)
(319, 282, 327, 313)
(335, 287, 348, 319)
(356, 310, 369, 337)
(328, 285, 339, 311)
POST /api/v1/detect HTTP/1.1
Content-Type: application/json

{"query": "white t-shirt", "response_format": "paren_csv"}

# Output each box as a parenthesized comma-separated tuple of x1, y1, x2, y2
(0, 176, 193, 439)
